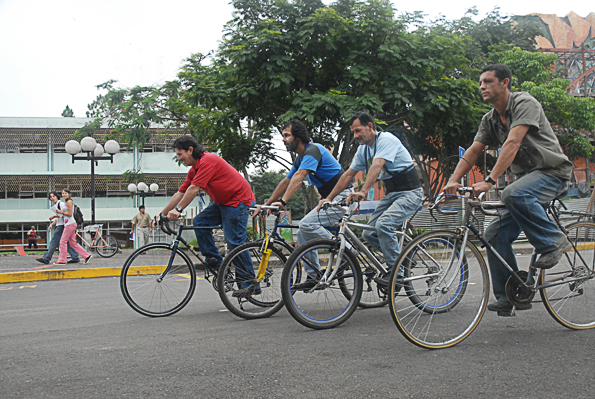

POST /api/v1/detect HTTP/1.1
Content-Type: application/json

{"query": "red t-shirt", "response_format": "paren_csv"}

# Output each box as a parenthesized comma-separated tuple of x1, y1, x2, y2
(179, 152, 254, 207)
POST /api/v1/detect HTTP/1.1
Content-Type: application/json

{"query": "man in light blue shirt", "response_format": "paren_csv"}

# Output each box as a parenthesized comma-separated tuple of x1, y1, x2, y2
(319, 112, 423, 286)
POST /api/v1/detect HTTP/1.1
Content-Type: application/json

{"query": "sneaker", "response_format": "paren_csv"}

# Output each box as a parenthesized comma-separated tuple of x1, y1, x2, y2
(232, 287, 262, 298)
(487, 301, 532, 312)
(83, 255, 92, 265)
(55, 262, 67, 265)
(206, 257, 221, 271)
(67, 259, 80, 264)
(36, 258, 49, 265)
(292, 277, 318, 291)
(534, 240, 572, 269)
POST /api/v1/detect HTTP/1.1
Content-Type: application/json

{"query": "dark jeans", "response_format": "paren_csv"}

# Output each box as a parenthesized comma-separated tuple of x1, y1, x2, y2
(193, 201, 256, 288)
(28, 239, 38, 249)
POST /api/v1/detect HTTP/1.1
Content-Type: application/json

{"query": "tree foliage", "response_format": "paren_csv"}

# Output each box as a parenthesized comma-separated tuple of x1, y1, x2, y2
(79, 0, 594, 203)
(61, 105, 75, 117)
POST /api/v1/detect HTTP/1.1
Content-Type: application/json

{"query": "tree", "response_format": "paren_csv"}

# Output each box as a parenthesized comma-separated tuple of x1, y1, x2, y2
(61, 105, 74, 117)
(250, 169, 305, 218)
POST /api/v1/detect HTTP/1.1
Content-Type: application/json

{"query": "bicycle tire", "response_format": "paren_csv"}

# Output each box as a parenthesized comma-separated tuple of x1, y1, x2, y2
(540, 221, 595, 330)
(120, 243, 196, 317)
(96, 234, 119, 258)
(217, 241, 287, 319)
(281, 238, 362, 330)
(389, 230, 489, 349)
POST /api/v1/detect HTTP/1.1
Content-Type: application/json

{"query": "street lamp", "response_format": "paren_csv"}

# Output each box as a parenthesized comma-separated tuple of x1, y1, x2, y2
(65, 137, 120, 224)
(127, 182, 159, 206)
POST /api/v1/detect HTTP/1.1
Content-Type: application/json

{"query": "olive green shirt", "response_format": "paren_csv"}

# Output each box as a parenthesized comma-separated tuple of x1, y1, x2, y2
(131, 212, 152, 228)
(473, 91, 573, 180)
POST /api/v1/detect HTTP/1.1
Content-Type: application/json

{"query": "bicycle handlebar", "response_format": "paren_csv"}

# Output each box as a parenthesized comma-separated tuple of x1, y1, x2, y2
(431, 187, 505, 216)
(159, 214, 177, 236)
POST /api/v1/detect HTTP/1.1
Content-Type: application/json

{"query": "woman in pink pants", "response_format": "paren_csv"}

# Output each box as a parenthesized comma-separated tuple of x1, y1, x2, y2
(55, 189, 92, 265)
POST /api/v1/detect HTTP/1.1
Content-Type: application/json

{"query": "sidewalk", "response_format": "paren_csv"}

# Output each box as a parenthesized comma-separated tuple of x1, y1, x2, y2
(0, 243, 538, 284)
(0, 250, 132, 284)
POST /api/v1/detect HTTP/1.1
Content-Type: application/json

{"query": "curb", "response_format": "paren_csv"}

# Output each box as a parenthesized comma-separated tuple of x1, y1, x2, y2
(0, 267, 123, 284)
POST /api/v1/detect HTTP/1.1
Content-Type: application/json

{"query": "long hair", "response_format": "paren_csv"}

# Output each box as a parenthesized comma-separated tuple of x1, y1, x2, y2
(173, 136, 205, 160)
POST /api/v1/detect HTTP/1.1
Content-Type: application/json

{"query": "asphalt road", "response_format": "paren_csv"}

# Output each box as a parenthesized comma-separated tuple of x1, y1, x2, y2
(1, 276, 593, 399)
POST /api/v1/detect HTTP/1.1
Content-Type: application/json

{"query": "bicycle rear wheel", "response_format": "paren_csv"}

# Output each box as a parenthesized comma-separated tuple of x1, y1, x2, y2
(389, 231, 489, 349)
(281, 238, 362, 330)
(540, 222, 595, 329)
(217, 241, 286, 319)
(120, 243, 196, 317)
(96, 234, 119, 258)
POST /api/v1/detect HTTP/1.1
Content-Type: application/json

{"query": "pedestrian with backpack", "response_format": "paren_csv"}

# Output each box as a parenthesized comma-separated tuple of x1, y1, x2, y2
(55, 189, 92, 265)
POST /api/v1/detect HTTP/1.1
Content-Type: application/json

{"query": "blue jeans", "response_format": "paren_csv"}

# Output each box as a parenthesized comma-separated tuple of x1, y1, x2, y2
(41, 225, 79, 262)
(484, 170, 568, 302)
(298, 188, 352, 278)
(363, 188, 424, 269)
(193, 201, 255, 288)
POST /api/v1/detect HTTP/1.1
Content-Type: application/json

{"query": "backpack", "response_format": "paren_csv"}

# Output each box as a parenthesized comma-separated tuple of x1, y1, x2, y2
(73, 204, 84, 226)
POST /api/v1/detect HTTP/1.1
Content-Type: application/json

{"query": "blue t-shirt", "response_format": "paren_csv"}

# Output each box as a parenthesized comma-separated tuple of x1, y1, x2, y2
(286, 143, 343, 189)
(350, 132, 414, 180)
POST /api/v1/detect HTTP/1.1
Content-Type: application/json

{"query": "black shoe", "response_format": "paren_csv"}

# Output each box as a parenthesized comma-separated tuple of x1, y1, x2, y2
(36, 258, 49, 265)
(232, 287, 262, 298)
(534, 240, 572, 269)
(83, 255, 92, 265)
(374, 273, 404, 291)
(292, 278, 318, 291)
(206, 257, 221, 271)
(67, 259, 80, 264)
(487, 301, 532, 312)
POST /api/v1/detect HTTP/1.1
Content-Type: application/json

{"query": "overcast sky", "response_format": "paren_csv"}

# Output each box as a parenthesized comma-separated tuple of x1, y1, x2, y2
(0, 0, 592, 119)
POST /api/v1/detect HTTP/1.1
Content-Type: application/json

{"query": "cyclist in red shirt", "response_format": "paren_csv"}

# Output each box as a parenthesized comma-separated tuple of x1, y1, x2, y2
(161, 136, 257, 297)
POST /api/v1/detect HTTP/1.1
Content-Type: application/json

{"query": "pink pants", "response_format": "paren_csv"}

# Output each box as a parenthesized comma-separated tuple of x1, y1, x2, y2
(58, 224, 90, 263)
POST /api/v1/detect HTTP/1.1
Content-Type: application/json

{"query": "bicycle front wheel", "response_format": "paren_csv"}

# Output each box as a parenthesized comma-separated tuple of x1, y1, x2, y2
(540, 222, 595, 329)
(389, 231, 489, 349)
(120, 243, 196, 317)
(217, 241, 287, 319)
(96, 234, 119, 258)
(281, 239, 362, 330)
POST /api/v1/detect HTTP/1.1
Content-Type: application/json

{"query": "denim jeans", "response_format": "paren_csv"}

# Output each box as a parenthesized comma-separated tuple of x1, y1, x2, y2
(297, 188, 352, 278)
(41, 225, 79, 262)
(363, 187, 424, 269)
(484, 170, 568, 302)
(193, 201, 254, 288)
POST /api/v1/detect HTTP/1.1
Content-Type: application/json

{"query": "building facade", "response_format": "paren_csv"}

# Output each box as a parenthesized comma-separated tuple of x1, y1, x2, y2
(0, 117, 206, 249)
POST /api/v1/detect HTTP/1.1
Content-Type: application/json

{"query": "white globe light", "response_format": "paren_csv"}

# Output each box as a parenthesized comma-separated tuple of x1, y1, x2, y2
(81, 136, 97, 152)
(137, 182, 148, 192)
(94, 144, 105, 157)
(65, 140, 81, 155)
(127, 183, 137, 193)
(149, 183, 159, 192)
(104, 140, 120, 154)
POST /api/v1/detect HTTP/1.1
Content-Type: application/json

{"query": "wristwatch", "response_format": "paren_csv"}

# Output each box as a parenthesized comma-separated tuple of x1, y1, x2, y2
(174, 205, 184, 213)
(484, 176, 496, 185)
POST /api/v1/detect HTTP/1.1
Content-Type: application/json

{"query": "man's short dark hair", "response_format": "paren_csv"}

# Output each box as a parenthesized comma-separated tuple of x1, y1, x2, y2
(139, 205, 145, 211)
(49, 191, 60, 200)
(173, 136, 205, 160)
(481, 63, 512, 90)
(349, 111, 376, 130)
(281, 119, 310, 144)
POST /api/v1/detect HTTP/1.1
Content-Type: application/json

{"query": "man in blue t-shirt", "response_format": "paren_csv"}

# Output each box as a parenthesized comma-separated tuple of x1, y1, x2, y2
(265, 119, 352, 290)
(319, 112, 423, 286)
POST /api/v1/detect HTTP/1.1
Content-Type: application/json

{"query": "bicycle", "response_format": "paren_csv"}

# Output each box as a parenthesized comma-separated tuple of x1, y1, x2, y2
(75, 224, 118, 258)
(388, 187, 595, 349)
(216, 205, 301, 319)
(280, 199, 419, 330)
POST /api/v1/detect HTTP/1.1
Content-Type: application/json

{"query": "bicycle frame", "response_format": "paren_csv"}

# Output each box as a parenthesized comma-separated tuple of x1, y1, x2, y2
(76, 229, 107, 249)
(434, 191, 594, 295)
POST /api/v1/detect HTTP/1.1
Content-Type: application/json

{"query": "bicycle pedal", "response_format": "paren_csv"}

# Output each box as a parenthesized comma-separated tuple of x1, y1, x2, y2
(497, 310, 516, 317)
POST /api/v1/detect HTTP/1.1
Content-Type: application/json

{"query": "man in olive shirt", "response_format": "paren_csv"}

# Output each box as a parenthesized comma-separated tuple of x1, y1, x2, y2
(131, 205, 154, 248)
(444, 63, 573, 313)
